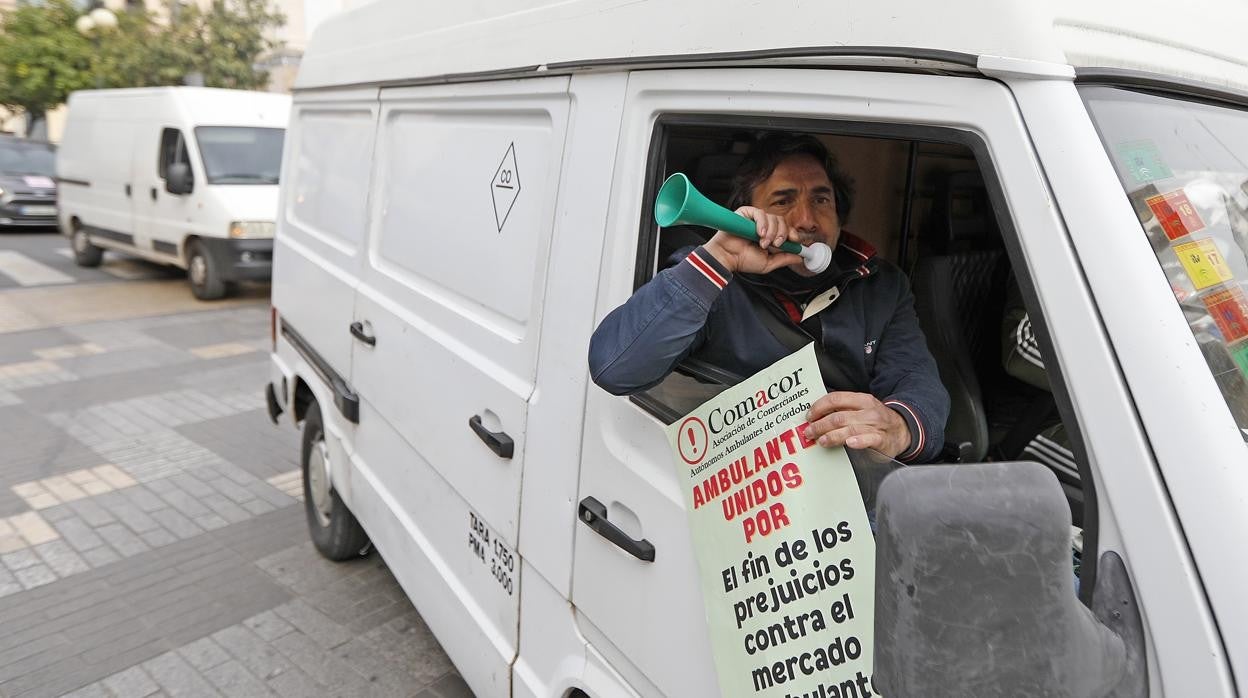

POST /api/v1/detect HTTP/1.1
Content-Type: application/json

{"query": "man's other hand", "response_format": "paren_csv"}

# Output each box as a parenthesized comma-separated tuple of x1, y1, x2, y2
(804, 391, 912, 458)
(702, 207, 803, 274)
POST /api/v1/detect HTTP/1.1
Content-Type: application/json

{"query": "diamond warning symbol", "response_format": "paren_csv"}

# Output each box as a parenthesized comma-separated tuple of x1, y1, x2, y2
(490, 143, 521, 232)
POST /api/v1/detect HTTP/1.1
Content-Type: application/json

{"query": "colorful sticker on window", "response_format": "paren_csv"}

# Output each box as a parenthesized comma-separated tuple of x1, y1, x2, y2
(1146, 190, 1206, 241)
(1231, 342, 1248, 379)
(1116, 140, 1173, 184)
(1203, 286, 1248, 344)
(1174, 238, 1234, 290)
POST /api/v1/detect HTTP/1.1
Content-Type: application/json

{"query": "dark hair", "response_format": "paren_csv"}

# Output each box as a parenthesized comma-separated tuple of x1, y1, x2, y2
(728, 134, 855, 223)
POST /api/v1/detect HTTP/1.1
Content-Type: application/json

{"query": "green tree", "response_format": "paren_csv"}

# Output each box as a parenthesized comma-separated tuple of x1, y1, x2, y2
(0, 0, 285, 133)
(0, 0, 95, 133)
(167, 0, 285, 90)
(97, 8, 196, 89)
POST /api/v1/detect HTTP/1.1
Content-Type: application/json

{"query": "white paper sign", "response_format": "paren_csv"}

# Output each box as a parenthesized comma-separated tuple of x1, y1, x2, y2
(667, 344, 879, 698)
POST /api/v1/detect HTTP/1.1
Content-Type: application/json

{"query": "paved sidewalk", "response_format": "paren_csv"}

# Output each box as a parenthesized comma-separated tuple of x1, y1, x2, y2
(0, 293, 469, 697)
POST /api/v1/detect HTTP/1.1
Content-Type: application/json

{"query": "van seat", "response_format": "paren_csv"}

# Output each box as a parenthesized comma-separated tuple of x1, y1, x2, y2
(912, 171, 1010, 461)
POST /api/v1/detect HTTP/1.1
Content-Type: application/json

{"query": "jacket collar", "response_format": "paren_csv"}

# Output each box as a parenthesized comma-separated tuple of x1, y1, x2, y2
(832, 230, 878, 280)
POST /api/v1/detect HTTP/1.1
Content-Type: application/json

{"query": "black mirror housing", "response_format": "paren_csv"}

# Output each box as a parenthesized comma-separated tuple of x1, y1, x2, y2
(166, 162, 193, 195)
(874, 461, 1132, 697)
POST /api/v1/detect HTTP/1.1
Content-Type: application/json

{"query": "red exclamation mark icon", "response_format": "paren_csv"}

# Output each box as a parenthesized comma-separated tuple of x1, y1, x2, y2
(688, 427, 698, 456)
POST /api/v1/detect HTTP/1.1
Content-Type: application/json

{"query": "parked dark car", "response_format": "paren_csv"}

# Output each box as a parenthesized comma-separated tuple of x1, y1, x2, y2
(0, 136, 58, 229)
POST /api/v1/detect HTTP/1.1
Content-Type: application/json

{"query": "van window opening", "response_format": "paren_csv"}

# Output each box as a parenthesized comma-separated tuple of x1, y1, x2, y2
(158, 127, 190, 180)
(626, 118, 1094, 593)
(194, 126, 285, 185)
(1082, 85, 1248, 437)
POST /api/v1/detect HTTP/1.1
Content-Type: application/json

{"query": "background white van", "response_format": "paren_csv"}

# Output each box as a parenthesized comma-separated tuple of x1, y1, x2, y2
(57, 87, 290, 299)
(267, 1, 1248, 696)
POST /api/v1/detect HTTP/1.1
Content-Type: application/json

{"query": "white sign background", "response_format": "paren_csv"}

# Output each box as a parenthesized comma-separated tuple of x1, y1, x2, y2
(666, 345, 879, 698)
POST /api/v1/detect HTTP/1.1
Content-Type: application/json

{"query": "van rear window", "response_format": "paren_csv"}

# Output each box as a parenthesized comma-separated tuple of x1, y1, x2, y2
(1082, 86, 1248, 435)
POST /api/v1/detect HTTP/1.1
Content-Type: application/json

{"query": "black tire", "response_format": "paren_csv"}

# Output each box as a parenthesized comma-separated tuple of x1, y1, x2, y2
(300, 403, 371, 561)
(187, 240, 227, 300)
(71, 225, 103, 267)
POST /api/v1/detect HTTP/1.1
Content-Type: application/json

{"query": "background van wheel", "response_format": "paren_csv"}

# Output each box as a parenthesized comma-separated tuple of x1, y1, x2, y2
(71, 226, 103, 267)
(300, 404, 370, 561)
(187, 240, 226, 300)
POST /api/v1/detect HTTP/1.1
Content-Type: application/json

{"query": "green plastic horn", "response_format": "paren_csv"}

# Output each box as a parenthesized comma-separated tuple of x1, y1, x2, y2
(654, 173, 831, 273)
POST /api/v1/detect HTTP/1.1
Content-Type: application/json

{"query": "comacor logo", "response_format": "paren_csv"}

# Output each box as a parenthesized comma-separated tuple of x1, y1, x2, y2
(678, 416, 709, 466)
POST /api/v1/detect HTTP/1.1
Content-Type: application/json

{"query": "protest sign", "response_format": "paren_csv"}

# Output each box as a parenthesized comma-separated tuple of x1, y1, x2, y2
(667, 344, 878, 698)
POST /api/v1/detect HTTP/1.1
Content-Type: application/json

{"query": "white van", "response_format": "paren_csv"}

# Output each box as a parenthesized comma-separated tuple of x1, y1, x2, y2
(57, 87, 290, 299)
(266, 1, 1248, 695)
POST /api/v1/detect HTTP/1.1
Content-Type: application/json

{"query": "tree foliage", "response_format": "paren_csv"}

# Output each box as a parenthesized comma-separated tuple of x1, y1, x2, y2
(0, 0, 95, 123)
(0, 0, 285, 128)
(166, 0, 285, 90)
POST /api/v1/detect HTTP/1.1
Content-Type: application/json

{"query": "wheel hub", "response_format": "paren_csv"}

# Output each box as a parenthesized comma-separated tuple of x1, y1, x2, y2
(73, 230, 88, 253)
(189, 254, 207, 286)
(307, 437, 333, 528)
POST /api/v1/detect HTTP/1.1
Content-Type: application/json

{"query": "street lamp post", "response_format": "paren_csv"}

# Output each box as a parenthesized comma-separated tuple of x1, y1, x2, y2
(75, 6, 118, 89)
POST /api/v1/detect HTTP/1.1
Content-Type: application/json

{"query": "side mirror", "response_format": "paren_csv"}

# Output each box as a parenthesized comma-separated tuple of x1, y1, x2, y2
(873, 461, 1145, 697)
(166, 162, 193, 195)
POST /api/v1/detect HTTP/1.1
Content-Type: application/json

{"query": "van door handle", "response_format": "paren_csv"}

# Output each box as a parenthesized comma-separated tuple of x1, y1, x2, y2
(469, 415, 514, 459)
(124, 184, 131, 197)
(578, 497, 655, 562)
(348, 321, 376, 346)
(150, 187, 157, 201)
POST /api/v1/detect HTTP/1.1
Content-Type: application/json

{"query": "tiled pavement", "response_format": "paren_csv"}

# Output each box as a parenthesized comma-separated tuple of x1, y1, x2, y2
(0, 251, 471, 697)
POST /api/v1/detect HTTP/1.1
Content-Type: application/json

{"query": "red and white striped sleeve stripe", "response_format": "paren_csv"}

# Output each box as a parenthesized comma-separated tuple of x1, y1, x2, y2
(884, 399, 925, 462)
(686, 250, 728, 290)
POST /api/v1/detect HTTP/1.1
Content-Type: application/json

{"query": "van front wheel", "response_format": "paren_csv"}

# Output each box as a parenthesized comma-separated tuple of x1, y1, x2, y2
(187, 241, 226, 300)
(300, 404, 371, 561)
(71, 226, 103, 267)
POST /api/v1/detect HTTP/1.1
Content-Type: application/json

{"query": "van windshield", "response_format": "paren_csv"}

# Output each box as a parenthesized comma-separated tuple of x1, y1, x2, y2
(194, 126, 284, 185)
(0, 140, 55, 177)
(1082, 86, 1248, 434)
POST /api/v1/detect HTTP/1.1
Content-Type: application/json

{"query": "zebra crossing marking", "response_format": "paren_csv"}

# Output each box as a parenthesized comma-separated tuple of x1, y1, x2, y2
(0, 250, 74, 286)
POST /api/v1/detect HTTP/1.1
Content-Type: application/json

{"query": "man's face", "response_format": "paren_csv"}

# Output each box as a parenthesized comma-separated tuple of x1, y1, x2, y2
(749, 153, 841, 273)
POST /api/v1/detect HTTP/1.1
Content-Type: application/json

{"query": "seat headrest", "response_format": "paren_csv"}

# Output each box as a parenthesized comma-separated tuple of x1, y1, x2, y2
(923, 170, 1001, 255)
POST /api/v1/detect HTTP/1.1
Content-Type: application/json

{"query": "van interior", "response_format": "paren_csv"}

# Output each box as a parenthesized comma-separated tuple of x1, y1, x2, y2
(635, 124, 1086, 537)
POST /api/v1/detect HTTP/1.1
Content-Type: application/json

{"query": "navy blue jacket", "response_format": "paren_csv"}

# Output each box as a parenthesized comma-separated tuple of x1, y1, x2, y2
(588, 234, 949, 463)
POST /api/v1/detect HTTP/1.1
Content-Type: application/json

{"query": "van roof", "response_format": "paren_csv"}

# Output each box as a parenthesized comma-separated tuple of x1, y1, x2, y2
(295, 0, 1248, 94)
(67, 87, 291, 127)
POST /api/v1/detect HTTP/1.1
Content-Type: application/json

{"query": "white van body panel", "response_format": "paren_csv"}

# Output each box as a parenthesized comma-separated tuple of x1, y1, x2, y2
(353, 76, 570, 545)
(58, 87, 290, 267)
(339, 75, 572, 696)
(569, 66, 1224, 697)
(1010, 78, 1248, 690)
(297, 0, 1248, 92)
(272, 88, 379, 396)
(269, 1, 1248, 695)
(516, 71, 629, 599)
(511, 559, 640, 698)
(57, 114, 139, 240)
(349, 399, 516, 697)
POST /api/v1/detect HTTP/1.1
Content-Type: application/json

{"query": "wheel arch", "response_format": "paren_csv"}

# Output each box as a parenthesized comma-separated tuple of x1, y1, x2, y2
(181, 234, 202, 266)
(291, 375, 316, 425)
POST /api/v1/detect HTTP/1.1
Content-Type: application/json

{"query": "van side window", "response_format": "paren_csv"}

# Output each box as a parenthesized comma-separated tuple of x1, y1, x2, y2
(628, 122, 1089, 531)
(158, 127, 190, 179)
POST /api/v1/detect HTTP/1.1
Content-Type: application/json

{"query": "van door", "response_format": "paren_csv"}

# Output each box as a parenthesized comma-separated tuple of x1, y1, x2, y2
(69, 114, 139, 244)
(135, 127, 195, 257)
(571, 67, 1215, 696)
(347, 77, 570, 697)
(271, 90, 379, 433)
